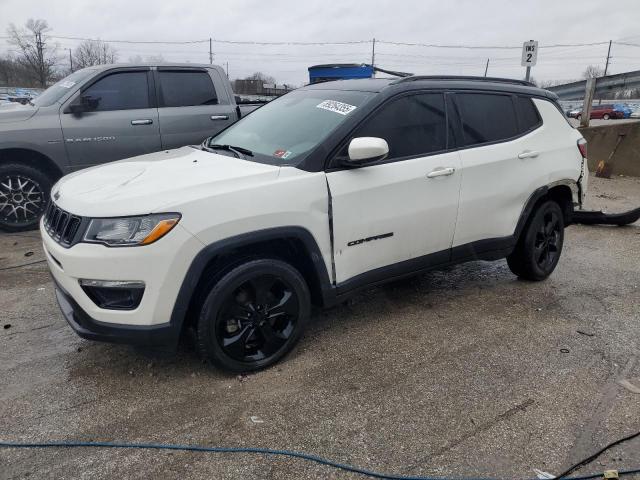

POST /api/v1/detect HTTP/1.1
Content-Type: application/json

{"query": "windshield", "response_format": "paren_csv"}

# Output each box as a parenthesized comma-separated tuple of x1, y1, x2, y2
(208, 89, 374, 165)
(32, 68, 96, 107)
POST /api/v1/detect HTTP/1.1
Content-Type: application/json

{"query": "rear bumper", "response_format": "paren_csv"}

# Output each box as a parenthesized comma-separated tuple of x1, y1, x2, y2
(53, 277, 181, 349)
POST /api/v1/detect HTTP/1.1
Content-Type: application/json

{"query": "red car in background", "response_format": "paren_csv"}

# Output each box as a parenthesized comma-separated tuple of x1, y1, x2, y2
(576, 104, 624, 120)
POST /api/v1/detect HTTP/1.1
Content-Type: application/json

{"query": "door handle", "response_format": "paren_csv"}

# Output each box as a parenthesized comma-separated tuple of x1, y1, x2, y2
(210, 115, 229, 121)
(427, 167, 456, 178)
(131, 119, 153, 125)
(518, 150, 539, 159)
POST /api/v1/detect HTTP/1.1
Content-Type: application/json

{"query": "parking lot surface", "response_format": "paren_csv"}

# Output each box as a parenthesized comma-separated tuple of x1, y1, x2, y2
(1, 173, 639, 480)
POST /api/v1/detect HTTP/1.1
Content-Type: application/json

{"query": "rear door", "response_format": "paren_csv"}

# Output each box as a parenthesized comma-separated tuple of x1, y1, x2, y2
(451, 92, 548, 251)
(60, 68, 161, 169)
(155, 68, 237, 149)
(326, 92, 462, 285)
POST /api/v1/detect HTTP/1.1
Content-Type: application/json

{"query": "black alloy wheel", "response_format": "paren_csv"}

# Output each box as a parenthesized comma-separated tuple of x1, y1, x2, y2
(197, 259, 310, 372)
(507, 200, 565, 281)
(533, 208, 562, 272)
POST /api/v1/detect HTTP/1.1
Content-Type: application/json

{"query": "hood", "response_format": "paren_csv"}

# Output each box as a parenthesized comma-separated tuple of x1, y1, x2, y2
(54, 146, 281, 216)
(0, 103, 38, 123)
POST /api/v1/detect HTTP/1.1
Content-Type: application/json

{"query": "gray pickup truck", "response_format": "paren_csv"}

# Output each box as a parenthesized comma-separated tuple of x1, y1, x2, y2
(0, 63, 261, 231)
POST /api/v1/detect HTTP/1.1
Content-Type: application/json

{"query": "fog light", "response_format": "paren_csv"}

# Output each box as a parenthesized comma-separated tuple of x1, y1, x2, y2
(79, 279, 145, 310)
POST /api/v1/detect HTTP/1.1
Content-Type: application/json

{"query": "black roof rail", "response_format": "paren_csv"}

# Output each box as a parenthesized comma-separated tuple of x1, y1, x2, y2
(390, 75, 535, 87)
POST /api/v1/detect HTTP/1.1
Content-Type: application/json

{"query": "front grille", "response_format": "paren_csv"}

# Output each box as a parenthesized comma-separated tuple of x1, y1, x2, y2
(43, 202, 84, 247)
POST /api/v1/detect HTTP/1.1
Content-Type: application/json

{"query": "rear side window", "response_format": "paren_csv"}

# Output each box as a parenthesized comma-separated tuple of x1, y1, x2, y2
(84, 71, 150, 111)
(516, 96, 542, 132)
(350, 93, 448, 159)
(456, 93, 518, 146)
(158, 71, 218, 107)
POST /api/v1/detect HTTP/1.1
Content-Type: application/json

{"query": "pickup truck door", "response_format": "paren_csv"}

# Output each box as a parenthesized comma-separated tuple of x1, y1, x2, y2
(60, 68, 161, 169)
(326, 92, 462, 286)
(155, 68, 238, 149)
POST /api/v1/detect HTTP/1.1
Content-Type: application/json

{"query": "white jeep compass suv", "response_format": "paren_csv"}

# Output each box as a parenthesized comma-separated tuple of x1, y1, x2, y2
(41, 76, 588, 372)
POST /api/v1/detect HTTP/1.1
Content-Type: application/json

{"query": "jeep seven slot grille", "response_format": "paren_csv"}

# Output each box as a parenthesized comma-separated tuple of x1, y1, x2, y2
(43, 202, 83, 247)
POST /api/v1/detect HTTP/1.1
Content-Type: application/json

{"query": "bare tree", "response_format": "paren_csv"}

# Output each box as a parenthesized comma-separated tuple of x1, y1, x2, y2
(7, 19, 58, 88)
(127, 54, 165, 64)
(73, 40, 118, 69)
(582, 65, 604, 79)
(245, 72, 276, 84)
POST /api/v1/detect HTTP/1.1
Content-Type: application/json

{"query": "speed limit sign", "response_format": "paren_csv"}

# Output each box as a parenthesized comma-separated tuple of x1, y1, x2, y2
(521, 40, 538, 67)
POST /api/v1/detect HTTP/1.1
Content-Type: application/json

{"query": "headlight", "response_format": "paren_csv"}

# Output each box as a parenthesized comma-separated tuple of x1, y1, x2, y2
(83, 213, 181, 247)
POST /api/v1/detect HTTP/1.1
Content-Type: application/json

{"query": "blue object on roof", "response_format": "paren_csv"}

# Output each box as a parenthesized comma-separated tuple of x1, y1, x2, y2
(308, 64, 374, 84)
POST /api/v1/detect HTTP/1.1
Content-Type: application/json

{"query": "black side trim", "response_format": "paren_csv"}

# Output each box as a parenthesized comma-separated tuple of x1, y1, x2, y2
(515, 185, 549, 239)
(169, 227, 334, 328)
(53, 278, 179, 349)
(450, 236, 515, 263)
(336, 250, 450, 297)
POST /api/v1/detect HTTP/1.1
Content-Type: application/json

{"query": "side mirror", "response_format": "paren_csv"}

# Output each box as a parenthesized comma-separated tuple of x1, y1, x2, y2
(66, 94, 100, 114)
(347, 137, 389, 165)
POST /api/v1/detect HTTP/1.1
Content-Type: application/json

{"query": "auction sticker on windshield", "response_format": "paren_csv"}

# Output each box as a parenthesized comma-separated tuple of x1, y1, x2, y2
(273, 149, 292, 159)
(316, 100, 357, 115)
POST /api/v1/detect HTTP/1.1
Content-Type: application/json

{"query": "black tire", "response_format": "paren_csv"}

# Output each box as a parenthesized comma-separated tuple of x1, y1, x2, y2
(0, 163, 53, 232)
(197, 258, 311, 372)
(603, 113, 610, 120)
(507, 200, 565, 281)
(576, 114, 581, 120)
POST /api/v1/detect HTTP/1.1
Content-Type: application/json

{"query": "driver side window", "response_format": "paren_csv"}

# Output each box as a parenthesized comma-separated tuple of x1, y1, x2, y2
(338, 93, 450, 162)
(83, 71, 150, 112)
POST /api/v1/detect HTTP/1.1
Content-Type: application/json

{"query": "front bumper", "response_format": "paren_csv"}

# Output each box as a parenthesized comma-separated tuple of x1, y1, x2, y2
(41, 217, 204, 345)
(53, 277, 180, 347)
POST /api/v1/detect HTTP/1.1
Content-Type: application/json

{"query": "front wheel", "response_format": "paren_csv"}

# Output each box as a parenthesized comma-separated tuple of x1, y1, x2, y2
(507, 200, 565, 281)
(197, 258, 311, 372)
(0, 163, 52, 232)
(603, 113, 610, 120)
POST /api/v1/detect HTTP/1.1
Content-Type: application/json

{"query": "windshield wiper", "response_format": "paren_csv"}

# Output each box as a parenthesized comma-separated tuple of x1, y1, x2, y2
(205, 143, 254, 158)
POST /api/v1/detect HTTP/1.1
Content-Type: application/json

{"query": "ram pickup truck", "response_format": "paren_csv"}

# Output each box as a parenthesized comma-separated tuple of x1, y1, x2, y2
(0, 63, 260, 231)
(42, 76, 589, 372)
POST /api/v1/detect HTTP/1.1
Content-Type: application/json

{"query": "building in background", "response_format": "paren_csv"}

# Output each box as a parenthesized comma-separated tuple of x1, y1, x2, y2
(308, 64, 374, 84)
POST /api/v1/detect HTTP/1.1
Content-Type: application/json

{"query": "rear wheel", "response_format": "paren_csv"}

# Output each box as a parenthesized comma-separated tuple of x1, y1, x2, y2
(0, 163, 52, 232)
(197, 258, 310, 372)
(603, 113, 610, 120)
(507, 200, 565, 281)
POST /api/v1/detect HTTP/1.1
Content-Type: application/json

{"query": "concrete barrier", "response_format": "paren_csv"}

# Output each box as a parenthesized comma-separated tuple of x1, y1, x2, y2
(579, 121, 640, 177)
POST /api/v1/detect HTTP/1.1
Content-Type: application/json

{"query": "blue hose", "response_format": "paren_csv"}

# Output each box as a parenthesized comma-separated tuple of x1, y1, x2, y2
(1, 440, 639, 480)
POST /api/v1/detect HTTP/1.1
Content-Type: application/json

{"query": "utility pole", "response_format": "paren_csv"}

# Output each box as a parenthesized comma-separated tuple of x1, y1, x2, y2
(484, 58, 489, 77)
(35, 31, 46, 88)
(603, 40, 612, 77)
(68, 48, 73, 73)
(225, 61, 229, 78)
(371, 38, 376, 77)
(209, 38, 213, 64)
(598, 40, 612, 105)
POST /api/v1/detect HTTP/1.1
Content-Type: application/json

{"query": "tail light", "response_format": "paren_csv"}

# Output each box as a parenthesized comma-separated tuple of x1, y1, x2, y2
(577, 138, 587, 159)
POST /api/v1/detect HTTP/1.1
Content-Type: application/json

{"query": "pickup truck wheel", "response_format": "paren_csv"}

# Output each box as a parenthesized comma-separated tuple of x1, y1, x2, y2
(197, 258, 310, 372)
(507, 200, 565, 281)
(0, 163, 52, 232)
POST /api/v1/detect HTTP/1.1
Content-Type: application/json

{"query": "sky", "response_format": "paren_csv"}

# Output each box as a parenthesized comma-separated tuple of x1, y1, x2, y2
(1, 0, 639, 86)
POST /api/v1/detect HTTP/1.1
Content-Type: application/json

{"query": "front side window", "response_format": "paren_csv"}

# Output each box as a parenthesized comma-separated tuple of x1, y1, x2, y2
(158, 71, 217, 107)
(346, 93, 448, 160)
(209, 89, 374, 165)
(456, 93, 518, 146)
(83, 71, 150, 111)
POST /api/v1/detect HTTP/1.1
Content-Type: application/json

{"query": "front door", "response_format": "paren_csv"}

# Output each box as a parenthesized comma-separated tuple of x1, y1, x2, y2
(326, 92, 462, 286)
(60, 69, 161, 170)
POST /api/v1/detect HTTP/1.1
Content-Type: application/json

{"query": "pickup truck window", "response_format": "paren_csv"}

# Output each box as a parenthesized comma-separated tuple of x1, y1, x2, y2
(32, 69, 96, 107)
(456, 93, 518, 146)
(345, 93, 448, 160)
(209, 89, 374, 165)
(158, 71, 218, 107)
(83, 71, 150, 111)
